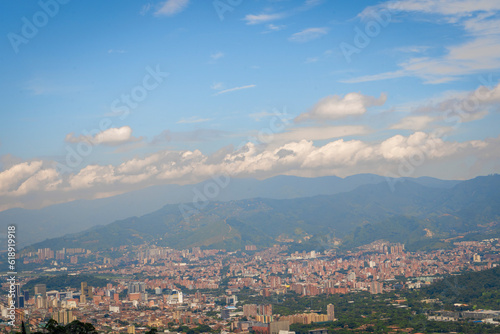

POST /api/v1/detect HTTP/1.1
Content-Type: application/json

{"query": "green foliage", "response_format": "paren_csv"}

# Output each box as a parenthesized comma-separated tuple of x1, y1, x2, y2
(43, 319, 97, 334)
(341, 216, 428, 250)
(418, 266, 500, 309)
(176, 325, 190, 332)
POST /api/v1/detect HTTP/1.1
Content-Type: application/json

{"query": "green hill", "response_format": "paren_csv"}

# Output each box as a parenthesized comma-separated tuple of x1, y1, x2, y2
(25, 174, 500, 252)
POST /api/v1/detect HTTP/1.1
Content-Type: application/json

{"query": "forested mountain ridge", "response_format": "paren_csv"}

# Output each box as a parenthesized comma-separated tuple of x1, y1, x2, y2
(24, 175, 500, 252)
(2, 174, 457, 248)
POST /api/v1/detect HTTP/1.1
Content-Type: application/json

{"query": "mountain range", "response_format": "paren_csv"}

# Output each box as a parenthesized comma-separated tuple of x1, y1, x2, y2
(21, 174, 500, 253)
(0, 173, 459, 248)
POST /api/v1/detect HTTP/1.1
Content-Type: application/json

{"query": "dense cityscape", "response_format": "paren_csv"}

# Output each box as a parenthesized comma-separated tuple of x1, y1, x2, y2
(1, 238, 499, 333)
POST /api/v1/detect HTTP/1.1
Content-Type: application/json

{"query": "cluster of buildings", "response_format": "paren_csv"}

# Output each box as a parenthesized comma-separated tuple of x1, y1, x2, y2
(0, 238, 498, 332)
(23, 248, 89, 264)
(280, 304, 335, 325)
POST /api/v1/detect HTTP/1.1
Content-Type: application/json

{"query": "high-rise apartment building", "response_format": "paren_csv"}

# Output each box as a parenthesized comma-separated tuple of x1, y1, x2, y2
(270, 276, 281, 289)
(327, 303, 335, 321)
(258, 304, 273, 316)
(52, 310, 75, 325)
(81, 282, 93, 303)
(370, 281, 383, 294)
(34, 284, 47, 309)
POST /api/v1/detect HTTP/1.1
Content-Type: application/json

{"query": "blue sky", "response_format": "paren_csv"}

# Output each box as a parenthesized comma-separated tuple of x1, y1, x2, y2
(1, 0, 500, 210)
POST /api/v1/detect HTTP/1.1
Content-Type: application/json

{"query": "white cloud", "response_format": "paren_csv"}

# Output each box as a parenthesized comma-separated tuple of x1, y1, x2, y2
(295, 92, 387, 122)
(409, 82, 500, 123)
(68, 165, 120, 190)
(0, 161, 43, 195)
(211, 82, 225, 90)
(266, 24, 286, 32)
(2, 82, 500, 210)
(213, 84, 256, 96)
(13, 168, 61, 196)
(390, 115, 436, 130)
(472, 81, 500, 103)
(116, 154, 162, 174)
(344, 36, 500, 84)
(155, 0, 190, 16)
(289, 27, 328, 42)
(361, 0, 500, 18)
(347, 1, 500, 84)
(377, 131, 480, 161)
(382, 82, 499, 135)
(244, 0, 324, 26)
(244, 13, 285, 25)
(0, 161, 61, 198)
(65, 126, 142, 146)
(301, 139, 371, 169)
(210, 52, 224, 62)
(1, 132, 498, 210)
(341, 71, 407, 84)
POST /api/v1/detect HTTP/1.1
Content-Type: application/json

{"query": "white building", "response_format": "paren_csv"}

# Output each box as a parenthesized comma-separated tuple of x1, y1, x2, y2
(167, 290, 183, 304)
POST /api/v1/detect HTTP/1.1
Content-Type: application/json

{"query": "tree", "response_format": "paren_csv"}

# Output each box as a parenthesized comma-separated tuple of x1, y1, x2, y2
(64, 320, 98, 334)
(44, 319, 62, 333)
(44, 319, 97, 334)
